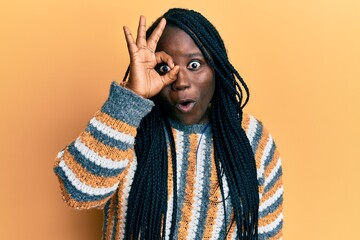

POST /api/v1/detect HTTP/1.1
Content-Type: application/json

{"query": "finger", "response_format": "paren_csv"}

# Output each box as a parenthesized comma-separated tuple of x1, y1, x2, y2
(147, 18, 166, 52)
(162, 65, 179, 86)
(136, 15, 147, 47)
(155, 51, 174, 68)
(123, 26, 137, 55)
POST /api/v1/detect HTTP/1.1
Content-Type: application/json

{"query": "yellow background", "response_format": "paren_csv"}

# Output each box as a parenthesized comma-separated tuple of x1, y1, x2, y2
(1, 0, 359, 239)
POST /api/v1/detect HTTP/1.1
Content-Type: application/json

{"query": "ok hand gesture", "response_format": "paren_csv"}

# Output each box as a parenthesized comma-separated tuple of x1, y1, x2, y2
(123, 16, 179, 98)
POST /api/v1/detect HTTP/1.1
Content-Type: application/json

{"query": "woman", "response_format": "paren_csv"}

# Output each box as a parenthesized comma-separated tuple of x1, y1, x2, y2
(54, 8, 283, 239)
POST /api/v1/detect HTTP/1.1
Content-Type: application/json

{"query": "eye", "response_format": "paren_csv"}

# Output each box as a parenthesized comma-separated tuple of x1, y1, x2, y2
(188, 61, 201, 70)
(157, 64, 170, 74)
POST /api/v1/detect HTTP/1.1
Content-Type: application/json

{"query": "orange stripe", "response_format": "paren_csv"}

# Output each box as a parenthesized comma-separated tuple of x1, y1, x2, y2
(54, 155, 62, 167)
(167, 129, 176, 199)
(269, 229, 283, 239)
(241, 113, 251, 133)
(57, 177, 112, 210)
(114, 192, 122, 239)
(79, 131, 134, 161)
(260, 177, 283, 205)
(258, 202, 283, 227)
(254, 127, 270, 170)
(95, 111, 137, 137)
(258, 184, 265, 197)
(178, 133, 198, 239)
(264, 149, 280, 179)
(62, 149, 120, 188)
(105, 196, 116, 238)
(226, 214, 236, 239)
(115, 161, 134, 238)
(203, 147, 220, 239)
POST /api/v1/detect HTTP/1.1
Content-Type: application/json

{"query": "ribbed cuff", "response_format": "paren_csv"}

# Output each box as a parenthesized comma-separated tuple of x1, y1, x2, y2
(101, 81, 154, 127)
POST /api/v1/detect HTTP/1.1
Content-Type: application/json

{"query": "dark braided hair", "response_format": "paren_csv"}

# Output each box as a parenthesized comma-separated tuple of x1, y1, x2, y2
(124, 8, 259, 239)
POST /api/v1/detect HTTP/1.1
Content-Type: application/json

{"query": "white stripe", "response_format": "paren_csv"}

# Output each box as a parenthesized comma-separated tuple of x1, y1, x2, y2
(165, 130, 185, 238)
(259, 186, 283, 213)
(264, 157, 282, 187)
(59, 159, 119, 195)
(57, 150, 64, 159)
(74, 138, 129, 169)
(164, 191, 174, 240)
(257, 135, 273, 180)
(90, 117, 135, 144)
(210, 198, 225, 239)
(261, 135, 274, 166)
(210, 172, 230, 240)
(246, 115, 258, 145)
(231, 226, 237, 239)
(176, 130, 184, 192)
(188, 134, 207, 237)
(258, 212, 283, 234)
(118, 157, 138, 237)
(165, 130, 184, 240)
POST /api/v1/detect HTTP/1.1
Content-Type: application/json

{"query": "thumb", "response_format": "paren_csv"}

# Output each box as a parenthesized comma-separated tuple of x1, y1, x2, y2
(162, 65, 179, 86)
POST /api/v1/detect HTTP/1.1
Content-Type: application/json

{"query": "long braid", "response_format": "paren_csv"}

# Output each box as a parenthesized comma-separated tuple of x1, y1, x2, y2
(163, 9, 259, 238)
(162, 117, 178, 240)
(124, 106, 170, 239)
(125, 8, 259, 239)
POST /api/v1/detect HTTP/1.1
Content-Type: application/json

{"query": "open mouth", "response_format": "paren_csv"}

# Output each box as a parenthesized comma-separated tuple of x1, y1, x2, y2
(176, 100, 195, 112)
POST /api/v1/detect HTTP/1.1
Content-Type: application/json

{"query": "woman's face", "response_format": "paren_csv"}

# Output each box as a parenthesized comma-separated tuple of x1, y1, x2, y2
(155, 26, 215, 125)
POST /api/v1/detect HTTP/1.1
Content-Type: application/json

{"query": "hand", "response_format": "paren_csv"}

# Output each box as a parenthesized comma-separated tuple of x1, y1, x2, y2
(123, 16, 179, 98)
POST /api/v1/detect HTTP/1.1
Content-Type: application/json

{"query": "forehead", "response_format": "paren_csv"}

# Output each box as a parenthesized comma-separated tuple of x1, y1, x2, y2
(156, 26, 201, 55)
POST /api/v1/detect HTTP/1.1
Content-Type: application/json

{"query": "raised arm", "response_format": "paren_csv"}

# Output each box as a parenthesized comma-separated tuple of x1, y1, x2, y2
(54, 16, 177, 210)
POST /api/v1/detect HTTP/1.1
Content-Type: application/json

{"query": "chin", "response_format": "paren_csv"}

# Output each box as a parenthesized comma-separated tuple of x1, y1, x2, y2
(179, 117, 208, 125)
(174, 116, 196, 125)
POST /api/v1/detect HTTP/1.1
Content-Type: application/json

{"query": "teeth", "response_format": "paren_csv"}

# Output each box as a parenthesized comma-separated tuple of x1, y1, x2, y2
(177, 101, 195, 112)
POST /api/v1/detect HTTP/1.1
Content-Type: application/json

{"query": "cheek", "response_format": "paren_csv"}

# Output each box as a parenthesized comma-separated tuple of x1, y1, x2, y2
(210, 78, 216, 95)
(156, 87, 172, 105)
(204, 76, 216, 100)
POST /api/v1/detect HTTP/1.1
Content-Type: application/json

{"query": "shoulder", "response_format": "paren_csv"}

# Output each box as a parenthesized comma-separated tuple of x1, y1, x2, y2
(241, 112, 278, 156)
(241, 112, 281, 181)
(241, 112, 269, 147)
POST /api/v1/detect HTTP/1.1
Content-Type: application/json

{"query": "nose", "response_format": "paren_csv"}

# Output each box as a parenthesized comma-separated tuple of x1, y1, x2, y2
(171, 67, 190, 91)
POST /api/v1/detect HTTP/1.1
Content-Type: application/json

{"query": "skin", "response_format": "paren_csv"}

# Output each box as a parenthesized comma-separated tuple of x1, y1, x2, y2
(155, 26, 215, 125)
(123, 16, 215, 125)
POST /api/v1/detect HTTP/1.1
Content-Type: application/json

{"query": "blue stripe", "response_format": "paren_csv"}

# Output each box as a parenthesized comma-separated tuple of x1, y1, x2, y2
(251, 120, 263, 155)
(101, 82, 153, 127)
(264, 166, 282, 194)
(218, 194, 233, 239)
(195, 132, 212, 239)
(258, 175, 265, 187)
(68, 144, 124, 177)
(263, 142, 276, 169)
(54, 166, 115, 202)
(259, 194, 283, 218)
(86, 124, 132, 151)
(257, 140, 276, 189)
(173, 132, 190, 239)
(111, 192, 119, 240)
(102, 200, 111, 240)
(258, 219, 283, 239)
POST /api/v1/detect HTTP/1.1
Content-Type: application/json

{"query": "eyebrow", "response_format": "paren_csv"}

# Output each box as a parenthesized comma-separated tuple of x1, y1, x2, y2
(185, 52, 204, 58)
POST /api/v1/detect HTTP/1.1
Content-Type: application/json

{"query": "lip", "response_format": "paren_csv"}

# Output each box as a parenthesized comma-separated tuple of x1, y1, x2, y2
(175, 99, 196, 113)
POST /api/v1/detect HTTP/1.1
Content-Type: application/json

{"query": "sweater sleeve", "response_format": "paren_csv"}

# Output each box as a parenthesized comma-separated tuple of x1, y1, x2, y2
(242, 113, 284, 239)
(53, 82, 154, 210)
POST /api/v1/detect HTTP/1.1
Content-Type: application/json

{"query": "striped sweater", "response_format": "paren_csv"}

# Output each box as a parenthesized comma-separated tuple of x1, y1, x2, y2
(54, 82, 283, 239)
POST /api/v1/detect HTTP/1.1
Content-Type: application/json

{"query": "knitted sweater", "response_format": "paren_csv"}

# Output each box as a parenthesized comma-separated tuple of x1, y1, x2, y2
(54, 82, 283, 239)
